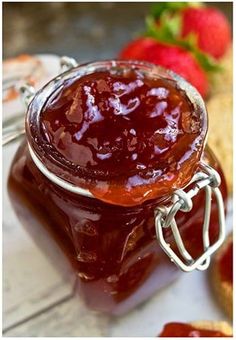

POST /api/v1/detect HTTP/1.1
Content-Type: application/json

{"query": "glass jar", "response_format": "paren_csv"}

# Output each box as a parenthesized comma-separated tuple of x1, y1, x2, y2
(8, 59, 227, 315)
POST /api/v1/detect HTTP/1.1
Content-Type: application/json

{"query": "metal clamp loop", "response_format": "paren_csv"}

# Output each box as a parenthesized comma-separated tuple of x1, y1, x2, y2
(60, 56, 78, 72)
(18, 83, 36, 107)
(155, 163, 226, 272)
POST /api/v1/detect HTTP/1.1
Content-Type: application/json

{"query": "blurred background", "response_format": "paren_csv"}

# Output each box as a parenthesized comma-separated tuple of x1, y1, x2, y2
(3, 2, 232, 61)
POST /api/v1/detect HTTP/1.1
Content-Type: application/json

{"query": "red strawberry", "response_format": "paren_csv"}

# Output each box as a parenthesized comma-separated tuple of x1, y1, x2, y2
(181, 7, 231, 59)
(120, 37, 209, 97)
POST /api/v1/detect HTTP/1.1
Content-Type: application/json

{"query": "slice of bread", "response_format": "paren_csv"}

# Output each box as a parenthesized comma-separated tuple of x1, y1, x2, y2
(210, 47, 232, 96)
(191, 321, 232, 336)
(206, 47, 233, 194)
(210, 233, 233, 319)
(207, 93, 233, 194)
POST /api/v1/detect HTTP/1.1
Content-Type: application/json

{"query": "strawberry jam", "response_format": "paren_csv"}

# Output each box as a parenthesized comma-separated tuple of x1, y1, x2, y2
(219, 238, 233, 285)
(8, 61, 227, 314)
(39, 66, 206, 206)
(158, 322, 230, 337)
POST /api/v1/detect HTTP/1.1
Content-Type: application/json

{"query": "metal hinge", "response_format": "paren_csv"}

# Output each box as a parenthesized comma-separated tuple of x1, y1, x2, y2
(155, 163, 225, 272)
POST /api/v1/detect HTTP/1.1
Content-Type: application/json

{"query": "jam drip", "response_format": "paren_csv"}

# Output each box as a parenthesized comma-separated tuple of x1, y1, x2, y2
(159, 322, 230, 337)
(41, 68, 206, 206)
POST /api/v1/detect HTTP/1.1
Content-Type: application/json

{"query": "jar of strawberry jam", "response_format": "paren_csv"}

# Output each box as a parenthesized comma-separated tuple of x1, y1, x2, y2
(8, 59, 227, 315)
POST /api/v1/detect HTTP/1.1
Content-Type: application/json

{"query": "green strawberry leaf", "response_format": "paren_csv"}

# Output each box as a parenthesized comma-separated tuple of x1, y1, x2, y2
(150, 2, 203, 19)
(145, 15, 180, 44)
(160, 12, 182, 37)
(150, 2, 189, 19)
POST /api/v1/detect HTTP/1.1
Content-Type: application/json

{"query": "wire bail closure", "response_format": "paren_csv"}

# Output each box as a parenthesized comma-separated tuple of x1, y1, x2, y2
(155, 163, 225, 272)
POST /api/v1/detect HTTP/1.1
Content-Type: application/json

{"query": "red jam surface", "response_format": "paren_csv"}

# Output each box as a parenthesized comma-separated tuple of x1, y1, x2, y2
(159, 322, 230, 337)
(219, 238, 233, 285)
(40, 68, 206, 206)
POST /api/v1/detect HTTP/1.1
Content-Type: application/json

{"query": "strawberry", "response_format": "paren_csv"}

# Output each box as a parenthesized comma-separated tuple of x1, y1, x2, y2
(181, 7, 231, 59)
(119, 37, 209, 97)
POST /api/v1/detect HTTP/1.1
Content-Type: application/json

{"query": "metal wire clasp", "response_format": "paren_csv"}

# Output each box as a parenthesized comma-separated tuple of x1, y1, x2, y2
(155, 163, 225, 272)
